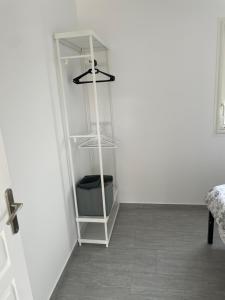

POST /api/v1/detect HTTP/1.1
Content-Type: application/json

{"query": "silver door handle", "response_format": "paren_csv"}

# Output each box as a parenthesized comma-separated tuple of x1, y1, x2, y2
(5, 188, 23, 234)
(6, 202, 23, 225)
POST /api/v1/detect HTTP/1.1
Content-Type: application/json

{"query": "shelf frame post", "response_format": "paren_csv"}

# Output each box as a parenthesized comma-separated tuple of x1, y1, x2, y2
(55, 38, 82, 246)
(89, 35, 109, 247)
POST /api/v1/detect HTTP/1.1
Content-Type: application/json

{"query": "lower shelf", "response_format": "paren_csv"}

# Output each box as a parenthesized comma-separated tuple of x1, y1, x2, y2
(79, 200, 119, 247)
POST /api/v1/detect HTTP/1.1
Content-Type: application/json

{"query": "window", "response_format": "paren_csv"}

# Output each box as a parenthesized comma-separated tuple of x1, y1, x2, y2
(216, 19, 225, 133)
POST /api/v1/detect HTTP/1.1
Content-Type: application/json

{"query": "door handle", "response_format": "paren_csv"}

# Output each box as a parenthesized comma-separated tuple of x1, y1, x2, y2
(6, 202, 23, 225)
(5, 188, 23, 234)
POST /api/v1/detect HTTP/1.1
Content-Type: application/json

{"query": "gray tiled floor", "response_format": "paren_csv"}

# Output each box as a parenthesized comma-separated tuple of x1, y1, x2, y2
(51, 204, 225, 300)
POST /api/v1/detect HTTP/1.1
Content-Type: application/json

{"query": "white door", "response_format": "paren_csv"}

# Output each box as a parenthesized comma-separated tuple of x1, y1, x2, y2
(0, 130, 33, 300)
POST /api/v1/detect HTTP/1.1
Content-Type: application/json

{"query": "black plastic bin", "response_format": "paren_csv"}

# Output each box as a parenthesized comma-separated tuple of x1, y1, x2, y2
(76, 175, 113, 216)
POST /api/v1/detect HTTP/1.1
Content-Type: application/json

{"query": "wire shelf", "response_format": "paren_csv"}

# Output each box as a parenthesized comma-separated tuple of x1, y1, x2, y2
(55, 31, 119, 247)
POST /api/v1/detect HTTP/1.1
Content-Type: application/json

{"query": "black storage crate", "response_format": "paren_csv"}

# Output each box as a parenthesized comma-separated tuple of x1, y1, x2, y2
(76, 175, 113, 216)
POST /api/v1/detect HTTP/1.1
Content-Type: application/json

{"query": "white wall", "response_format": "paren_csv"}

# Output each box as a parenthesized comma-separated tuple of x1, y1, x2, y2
(76, 0, 225, 204)
(0, 0, 77, 299)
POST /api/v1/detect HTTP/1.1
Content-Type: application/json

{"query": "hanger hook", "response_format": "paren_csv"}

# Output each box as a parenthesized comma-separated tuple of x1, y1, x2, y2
(89, 59, 97, 67)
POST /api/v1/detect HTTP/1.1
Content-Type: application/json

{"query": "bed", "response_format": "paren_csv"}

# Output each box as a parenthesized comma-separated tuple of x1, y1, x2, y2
(205, 185, 225, 244)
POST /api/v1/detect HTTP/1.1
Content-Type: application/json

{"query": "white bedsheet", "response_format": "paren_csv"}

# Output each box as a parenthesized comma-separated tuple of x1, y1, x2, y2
(205, 185, 225, 244)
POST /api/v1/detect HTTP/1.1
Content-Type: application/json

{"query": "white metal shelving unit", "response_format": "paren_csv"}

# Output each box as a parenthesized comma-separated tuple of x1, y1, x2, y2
(54, 31, 119, 247)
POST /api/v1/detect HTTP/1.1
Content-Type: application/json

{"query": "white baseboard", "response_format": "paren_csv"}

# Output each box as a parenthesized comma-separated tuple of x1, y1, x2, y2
(49, 240, 78, 300)
(119, 201, 205, 206)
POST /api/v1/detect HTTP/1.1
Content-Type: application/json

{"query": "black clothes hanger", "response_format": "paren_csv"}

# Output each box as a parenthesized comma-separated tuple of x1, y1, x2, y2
(73, 60, 115, 84)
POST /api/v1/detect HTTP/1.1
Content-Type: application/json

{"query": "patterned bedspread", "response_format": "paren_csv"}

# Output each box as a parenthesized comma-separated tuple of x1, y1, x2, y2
(205, 185, 225, 244)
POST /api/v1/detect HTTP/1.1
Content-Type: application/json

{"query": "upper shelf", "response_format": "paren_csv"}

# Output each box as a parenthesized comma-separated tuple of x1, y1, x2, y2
(70, 134, 118, 149)
(54, 30, 107, 53)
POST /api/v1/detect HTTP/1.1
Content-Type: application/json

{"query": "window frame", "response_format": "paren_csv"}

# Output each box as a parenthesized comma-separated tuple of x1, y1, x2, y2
(215, 18, 225, 133)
